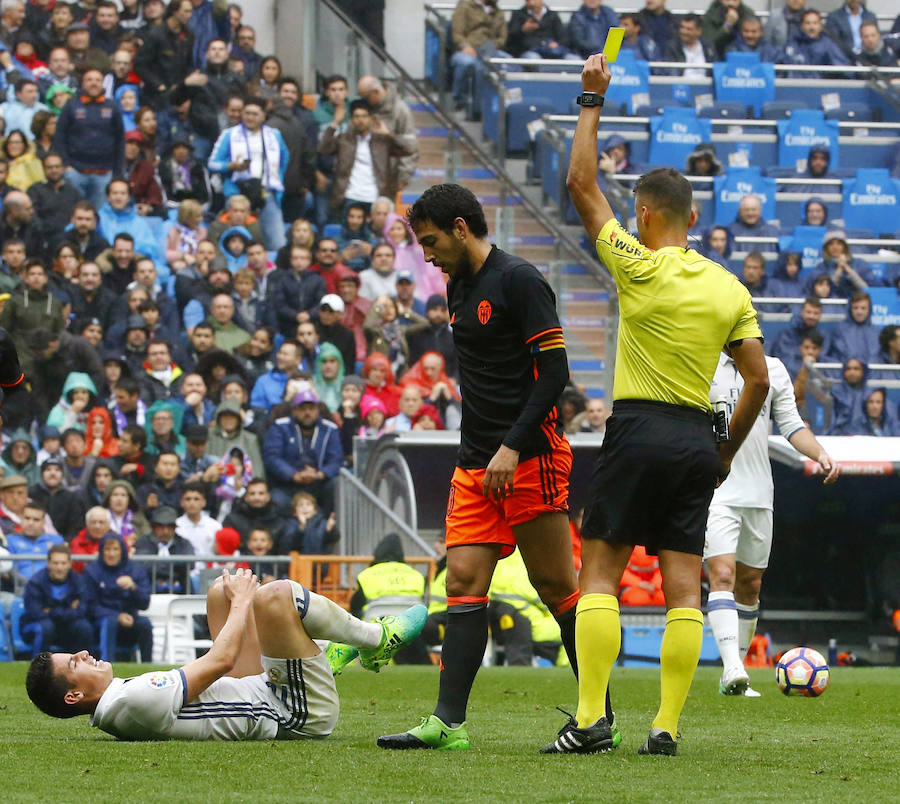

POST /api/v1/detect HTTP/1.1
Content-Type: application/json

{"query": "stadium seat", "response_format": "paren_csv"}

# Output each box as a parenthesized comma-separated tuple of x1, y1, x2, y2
(506, 98, 555, 155)
(698, 101, 748, 119)
(8, 597, 49, 658)
(762, 100, 808, 120)
(0, 615, 12, 661)
(634, 104, 665, 117)
(824, 103, 875, 122)
(322, 223, 342, 240)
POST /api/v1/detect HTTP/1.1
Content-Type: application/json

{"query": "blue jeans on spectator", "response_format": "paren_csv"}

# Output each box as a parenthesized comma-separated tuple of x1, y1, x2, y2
(66, 169, 111, 211)
(451, 42, 511, 105)
(191, 135, 212, 166)
(259, 193, 287, 250)
(99, 614, 154, 662)
(29, 616, 94, 655)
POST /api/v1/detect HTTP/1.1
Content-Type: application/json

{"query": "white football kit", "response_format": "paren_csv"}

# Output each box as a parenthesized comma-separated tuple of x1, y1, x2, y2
(90, 653, 339, 741)
(704, 354, 805, 568)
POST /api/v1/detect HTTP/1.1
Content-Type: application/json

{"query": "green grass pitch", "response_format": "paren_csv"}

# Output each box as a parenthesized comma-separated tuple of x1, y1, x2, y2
(2, 663, 898, 802)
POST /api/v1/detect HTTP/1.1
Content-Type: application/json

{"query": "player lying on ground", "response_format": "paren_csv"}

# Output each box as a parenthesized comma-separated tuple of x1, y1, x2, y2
(25, 569, 426, 741)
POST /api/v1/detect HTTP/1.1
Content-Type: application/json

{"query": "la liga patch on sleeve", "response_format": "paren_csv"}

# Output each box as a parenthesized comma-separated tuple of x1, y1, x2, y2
(147, 673, 176, 689)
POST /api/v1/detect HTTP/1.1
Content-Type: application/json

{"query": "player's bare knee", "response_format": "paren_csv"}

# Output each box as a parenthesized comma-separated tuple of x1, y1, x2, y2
(445, 567, 487, 598)
(735, 572, 762, 601)
(530, 575, 575, 611)
(708, 561, 736, 590)
(208, 575, 227, 598)
(252, 579, 292, 615)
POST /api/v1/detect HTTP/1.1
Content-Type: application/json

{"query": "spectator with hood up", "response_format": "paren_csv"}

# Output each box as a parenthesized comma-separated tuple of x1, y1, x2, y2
(814, 231, 874, 299)
(828, 357, 869, 435)
(83, 532, 153, 661)
(828, 291, 881, 365)
(793, 145, 839, 194)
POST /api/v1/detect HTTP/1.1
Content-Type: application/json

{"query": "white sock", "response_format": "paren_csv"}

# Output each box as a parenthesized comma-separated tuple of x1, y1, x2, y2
(707, 591, 742, 673)
(736, 601, 759, 662)
(288, 581, 382, 648)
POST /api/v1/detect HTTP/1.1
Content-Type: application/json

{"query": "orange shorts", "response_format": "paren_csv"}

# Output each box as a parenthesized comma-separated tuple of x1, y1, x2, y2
(445, 439, 572, 558)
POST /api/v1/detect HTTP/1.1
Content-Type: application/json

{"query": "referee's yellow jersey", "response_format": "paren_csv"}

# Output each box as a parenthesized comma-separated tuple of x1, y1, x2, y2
(596, 218, 763, 412)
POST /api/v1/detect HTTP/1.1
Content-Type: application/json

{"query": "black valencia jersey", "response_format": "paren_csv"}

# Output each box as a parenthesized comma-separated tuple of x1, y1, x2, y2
(447, 246, 566, 468)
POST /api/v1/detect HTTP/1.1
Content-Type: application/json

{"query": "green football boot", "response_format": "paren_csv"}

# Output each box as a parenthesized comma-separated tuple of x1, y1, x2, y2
(377, 715, 470, 750)
(325, 642, 359, 675)
(358, 604, 428, 672)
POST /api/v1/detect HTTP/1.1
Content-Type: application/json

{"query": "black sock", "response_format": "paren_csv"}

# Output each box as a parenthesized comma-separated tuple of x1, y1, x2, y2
(433, 603, 488, 727)
(555, 606, 614, 722)
(555, 606, 578, 678)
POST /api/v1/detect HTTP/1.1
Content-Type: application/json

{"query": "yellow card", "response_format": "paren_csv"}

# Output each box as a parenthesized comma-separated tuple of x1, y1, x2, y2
(602, 27, 625, 63)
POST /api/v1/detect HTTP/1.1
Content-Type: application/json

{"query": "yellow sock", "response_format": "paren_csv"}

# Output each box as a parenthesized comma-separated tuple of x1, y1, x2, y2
(574, 594, 620, 728)
(652, 607, 703, 737)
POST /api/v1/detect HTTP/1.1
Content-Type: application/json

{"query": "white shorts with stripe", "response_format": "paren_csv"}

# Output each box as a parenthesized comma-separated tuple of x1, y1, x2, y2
(704, 504, 773, 570)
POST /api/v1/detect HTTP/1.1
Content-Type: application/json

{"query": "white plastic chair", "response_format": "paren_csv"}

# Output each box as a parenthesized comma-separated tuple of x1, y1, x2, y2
(163, 595, 213, 665)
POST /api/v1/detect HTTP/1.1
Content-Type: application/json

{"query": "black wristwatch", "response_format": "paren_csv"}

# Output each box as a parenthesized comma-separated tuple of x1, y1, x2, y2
(576, 92, 605, 108)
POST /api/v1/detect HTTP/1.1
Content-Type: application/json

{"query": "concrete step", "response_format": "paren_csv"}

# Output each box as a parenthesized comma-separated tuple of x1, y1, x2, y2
(404, 92, 612, 392)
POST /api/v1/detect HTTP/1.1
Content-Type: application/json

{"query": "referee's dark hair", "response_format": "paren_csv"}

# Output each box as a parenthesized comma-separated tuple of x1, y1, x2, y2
(407, 184, 488, 237)
(633, 168, 693, 226)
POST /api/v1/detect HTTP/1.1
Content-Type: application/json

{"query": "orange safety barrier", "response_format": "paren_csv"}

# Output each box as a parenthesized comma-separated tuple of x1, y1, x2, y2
(744, 633, 773, 668)
(288, 553, 438, 610)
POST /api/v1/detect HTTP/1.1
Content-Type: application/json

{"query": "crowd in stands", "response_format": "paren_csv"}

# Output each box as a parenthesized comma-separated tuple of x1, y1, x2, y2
(1, 1, 898, 660)
(0, 0, 474, 660)
(447, 0, 900, 102)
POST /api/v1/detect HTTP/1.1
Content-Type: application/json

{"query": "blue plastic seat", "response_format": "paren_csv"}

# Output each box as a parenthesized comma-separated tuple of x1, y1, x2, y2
(762, 100, 808, 120)
(9, 598, 35, 657)
(698, 101, 748, 119)
(507, 98, 555, 155)
(322, 223, 342, 240)
(634, 104, 665, 117)
(824, 103, 875, 122)
(0, 614, 12, 661)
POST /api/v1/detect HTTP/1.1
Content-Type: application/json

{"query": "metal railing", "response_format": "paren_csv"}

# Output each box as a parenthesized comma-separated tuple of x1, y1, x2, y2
(337, 468, 435, 558)
(427, 1, 899, 29)
(487, 57, 900, 78)
(3, 554, 295, 595)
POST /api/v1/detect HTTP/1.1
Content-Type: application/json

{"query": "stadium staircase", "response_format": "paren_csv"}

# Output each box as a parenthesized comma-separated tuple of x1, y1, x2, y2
(400, 101, 613, 398)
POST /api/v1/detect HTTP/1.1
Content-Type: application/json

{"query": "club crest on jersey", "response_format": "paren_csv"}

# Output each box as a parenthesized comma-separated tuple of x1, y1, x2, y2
(147, 673, 174, 689)
(268, 667, 282, 684)
(477, 300, 492, 325)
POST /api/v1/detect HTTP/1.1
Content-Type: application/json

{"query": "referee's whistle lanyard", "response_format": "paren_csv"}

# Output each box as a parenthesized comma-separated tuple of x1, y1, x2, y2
(240, 123, 268, 187)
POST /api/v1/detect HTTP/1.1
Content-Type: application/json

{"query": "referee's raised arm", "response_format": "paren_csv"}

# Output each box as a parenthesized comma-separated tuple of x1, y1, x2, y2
(566, 54, 616, 244)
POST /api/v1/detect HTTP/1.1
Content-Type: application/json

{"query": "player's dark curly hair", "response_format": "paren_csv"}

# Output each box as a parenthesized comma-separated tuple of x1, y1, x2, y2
(407, 184, 488, 238)
(25, 652, 79, 719)
(633, 168, 693, 226)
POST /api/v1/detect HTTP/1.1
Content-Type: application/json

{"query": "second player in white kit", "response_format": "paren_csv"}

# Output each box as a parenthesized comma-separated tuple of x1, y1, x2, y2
(704, 352, 840, 696)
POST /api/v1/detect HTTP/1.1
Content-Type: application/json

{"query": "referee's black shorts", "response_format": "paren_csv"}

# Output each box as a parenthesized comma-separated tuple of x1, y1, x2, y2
(581, 400, 719, 556)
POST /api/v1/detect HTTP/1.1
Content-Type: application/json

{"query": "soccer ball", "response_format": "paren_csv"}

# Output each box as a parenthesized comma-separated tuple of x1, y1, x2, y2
(775, 647, 830, 697)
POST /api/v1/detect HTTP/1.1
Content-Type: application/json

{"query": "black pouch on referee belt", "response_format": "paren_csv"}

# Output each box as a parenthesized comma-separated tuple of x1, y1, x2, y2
(713, 396, 730, 443)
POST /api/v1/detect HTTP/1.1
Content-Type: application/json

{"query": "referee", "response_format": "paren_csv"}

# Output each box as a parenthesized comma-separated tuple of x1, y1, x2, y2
(541, 55, 770, 757)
